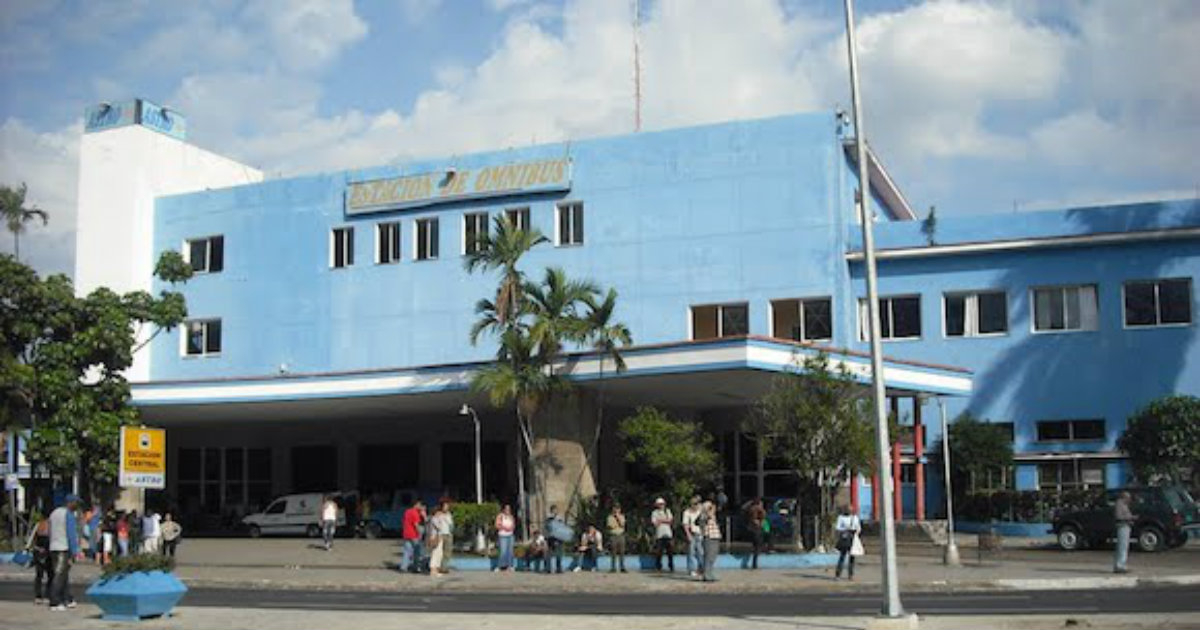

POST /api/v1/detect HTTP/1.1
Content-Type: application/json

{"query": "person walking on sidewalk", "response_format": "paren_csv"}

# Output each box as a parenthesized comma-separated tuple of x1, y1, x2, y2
(700, 499, 721, 582)
(27, 512, 52, 604)
(682, 496, 703, 577)
(161, 513, 183, 557)
(47, 494, 80, 612)
(606, 504, 628, 573)
(400, 500, 426, 573)
(320, 495, 338, 551)
(747, 498, 767, 570)
(437, 501, 455, 573)
(427, 504, 453, 576)
(834, 505, 862, 580)
(1113, 491, 1137, 574)
(494, 504, 516, 572)
(651, 497, 675, 573)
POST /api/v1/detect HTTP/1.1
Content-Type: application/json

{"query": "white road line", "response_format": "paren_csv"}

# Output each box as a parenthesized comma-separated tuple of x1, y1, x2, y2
(259, 601, 430, 611)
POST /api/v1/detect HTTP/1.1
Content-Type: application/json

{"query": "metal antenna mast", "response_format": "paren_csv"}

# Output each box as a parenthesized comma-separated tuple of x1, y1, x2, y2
(632, 0, 642, 132)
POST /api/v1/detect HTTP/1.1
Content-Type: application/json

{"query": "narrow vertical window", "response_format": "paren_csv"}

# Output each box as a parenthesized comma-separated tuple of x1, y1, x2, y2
(416, 218, 439, 261)
(505, 207, 530, 232)
(331, 227, 354, 269)
(185, 235, 225, 273)
(376, 222, 401, 264)
(557, 202, 584, 246)
(464, 212, 488, 255)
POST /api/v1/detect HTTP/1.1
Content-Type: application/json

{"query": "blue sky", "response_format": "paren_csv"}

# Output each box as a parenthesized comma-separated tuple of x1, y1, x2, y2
(2, 0, 1199, 277)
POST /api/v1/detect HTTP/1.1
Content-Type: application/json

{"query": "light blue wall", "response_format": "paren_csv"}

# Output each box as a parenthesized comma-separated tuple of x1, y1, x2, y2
(151, 113, 859, 380)
(849, 201, 1200, 471)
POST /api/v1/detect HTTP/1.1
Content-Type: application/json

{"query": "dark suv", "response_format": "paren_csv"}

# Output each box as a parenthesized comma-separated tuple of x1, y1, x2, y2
(1052, 486, 1198, 552)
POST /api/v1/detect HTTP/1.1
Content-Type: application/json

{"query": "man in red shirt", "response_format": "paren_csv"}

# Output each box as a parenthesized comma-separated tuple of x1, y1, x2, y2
(400, 500, 426, 574)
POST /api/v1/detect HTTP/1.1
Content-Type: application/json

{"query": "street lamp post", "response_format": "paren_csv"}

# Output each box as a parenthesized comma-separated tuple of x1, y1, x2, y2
(937, 397, 961, 566)
(459, 404, 485, 552)
(843, 0, 906, 618)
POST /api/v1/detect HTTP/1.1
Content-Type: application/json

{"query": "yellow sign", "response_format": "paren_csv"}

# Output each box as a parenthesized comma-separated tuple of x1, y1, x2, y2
(346, 157, 571, 215)
(119, 426, 166, 489)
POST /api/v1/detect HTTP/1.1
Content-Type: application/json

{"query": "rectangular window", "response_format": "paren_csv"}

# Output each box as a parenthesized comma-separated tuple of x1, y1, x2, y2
(376, 222, 401, 264)
(184, 318, 222, 357)
(691, 303, 749, 340)
(505, 207, 530, 232)
(185, 235, 224, 273)
(1124, 278, 1192, 327)
(1036, 419, 1105, 442)
(770, 297, 833, 342)
(1038, 460, 1106, 492)
(944, 291, 1007, 337)
(463, 212, 488, 255)
(331, 227, 354, 268)
(415, 217, 439, 261)
(557, 202, 584, 246)
(859, 295, 921, 341)
(1033, 285, 1098, 332)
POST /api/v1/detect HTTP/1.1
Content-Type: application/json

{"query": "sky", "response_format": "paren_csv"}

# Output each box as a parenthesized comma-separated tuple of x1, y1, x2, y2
(2, 0, 1199, 278)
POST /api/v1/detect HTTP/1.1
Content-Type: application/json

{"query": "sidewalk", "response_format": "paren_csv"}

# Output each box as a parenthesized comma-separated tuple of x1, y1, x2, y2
(2, 538, 1197, 595)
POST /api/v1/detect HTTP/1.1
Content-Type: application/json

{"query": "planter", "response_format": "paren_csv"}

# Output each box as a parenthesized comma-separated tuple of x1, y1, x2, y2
(86, 570, 188, 621)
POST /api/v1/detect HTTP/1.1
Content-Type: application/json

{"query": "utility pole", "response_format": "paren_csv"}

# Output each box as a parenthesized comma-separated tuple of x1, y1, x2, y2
(938, 397, 961, 566)
(843, 0, 905, 618)
(632, 0, 642, 132)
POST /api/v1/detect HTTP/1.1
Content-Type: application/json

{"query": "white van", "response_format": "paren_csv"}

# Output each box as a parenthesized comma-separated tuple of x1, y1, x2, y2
(242, 493, 345, 538)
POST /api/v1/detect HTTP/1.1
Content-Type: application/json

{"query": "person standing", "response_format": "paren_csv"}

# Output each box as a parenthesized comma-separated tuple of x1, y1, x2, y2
(573, 525, 604, 572)
(161, 513, 183, 558)
(747, 498, 767, 570)
(494, 504, 516, 572)
(437, 501, 455, 573)
(1113, 491, 1137, 574)
(142, 510, 162, 555)
(701, 499, 721, 582)
(128, 510, 142, 554)
(544, 505, 568, 574)
(400, 500, 426, 573)
(47, 495, 80, 612)
(651, 497, 675, 573)
(427, 504, 451, 577)
(87, 506, 102, 564)
(116, 512, 130, 557)
(606, 505, 628, 573)
(682, 496, 703, 577)
(834, 505, 862, 580)
(320, 496, 338, 551)
(27, 512, 52, 604)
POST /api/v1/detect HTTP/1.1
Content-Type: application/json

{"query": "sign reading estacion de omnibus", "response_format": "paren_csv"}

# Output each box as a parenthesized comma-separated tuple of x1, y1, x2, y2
(346, 157, 571, 215)
(119, 426, 166, 489)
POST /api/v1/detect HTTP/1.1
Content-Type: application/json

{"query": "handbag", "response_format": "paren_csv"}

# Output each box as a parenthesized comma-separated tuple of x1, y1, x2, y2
(835, 530, 853, 552)
(850, 533, 865, 557)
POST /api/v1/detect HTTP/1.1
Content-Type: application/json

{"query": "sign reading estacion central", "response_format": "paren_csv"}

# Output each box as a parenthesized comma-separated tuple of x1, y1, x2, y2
(346, 157, 571, 215)
(119, 426, 166, 489)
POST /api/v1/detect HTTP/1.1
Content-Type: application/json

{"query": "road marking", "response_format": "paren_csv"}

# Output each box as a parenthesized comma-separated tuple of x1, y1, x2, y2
(259, 601, 430, 611)
(824, 595, 1032, 602)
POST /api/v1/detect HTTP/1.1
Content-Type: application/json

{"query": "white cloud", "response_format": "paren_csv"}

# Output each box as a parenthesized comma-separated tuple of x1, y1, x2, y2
(242, 0, 368, 72)
(0, 118, 81, 275)
(400, 0, 444, 24)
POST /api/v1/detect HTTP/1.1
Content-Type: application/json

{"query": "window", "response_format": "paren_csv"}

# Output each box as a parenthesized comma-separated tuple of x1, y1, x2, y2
(186, 236, 224, 273)
(858, 295, 921, 341)
(557, 202, 584, 246)
(184, 319, 221, 357)
(415, 217, 439, 261)
(691, 303, 749, 340)
(376, 222, 401, 264)
(1124, 278, 1192, 327)
(945, 291, 1007, 337)
(1038, 460, 1106, 492)
(505, 207, 530, 232)
(1033, 285, 1098, 332)
(331, 227, 354, 268)
(1036, 419, 1105, 442)
(463, 212, 488, 255)
(265, 499, 286, 515)
(771, 297, 833, 342)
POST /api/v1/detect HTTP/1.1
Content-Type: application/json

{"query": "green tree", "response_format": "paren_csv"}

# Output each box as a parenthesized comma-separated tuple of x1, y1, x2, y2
(939, 413, 1014, 496)
(1, 251, 191, 498)
(1119, 395, 1200, 487)
(619, 406, 720, 507)
(463, 215, 548, 329)
(743, 352, 875, 545)
(1, 183, 48, 262)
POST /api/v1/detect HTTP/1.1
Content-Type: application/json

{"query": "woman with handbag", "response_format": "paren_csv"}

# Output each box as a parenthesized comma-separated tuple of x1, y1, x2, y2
(834, 505, 862, 580)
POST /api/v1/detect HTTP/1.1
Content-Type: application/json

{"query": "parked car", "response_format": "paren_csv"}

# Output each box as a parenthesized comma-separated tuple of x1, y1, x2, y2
(1052, 485, 1199, 552)
(357, 488, 442, 538)
(242, 492, 345, 538)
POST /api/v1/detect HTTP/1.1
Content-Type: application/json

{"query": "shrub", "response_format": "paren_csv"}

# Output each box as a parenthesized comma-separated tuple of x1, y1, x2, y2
(101, 553, 175, 578)
(450, 502, 500, 540)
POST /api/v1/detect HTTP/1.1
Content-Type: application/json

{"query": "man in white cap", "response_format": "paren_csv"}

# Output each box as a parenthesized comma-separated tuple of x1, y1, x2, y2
(650, 497, 675, 572)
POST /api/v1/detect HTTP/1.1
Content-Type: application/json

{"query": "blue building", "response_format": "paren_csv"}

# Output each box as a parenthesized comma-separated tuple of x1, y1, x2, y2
(74, 100, 1198, 525)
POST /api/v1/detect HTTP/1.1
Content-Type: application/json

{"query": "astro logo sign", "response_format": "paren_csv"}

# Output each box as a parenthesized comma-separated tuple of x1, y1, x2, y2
(85, 103, 129, 132)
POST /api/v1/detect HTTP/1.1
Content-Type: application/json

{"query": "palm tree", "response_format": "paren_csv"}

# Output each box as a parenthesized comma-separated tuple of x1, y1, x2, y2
(566, 288, 632, 511)
(1, 183, 47, 262)
(464, 215, 548, 329)
(523, 267, 599, 362)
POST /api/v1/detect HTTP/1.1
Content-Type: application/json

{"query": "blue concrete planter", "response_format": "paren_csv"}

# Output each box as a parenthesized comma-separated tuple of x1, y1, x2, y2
(956, 521, 1054, 537)
(442, 552, 838, 572)
(86, 570, 188, 621)
(0, 552, 15, 565)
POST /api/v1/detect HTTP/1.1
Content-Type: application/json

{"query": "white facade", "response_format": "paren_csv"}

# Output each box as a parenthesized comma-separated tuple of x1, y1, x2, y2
(74, 104, 262, 381)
